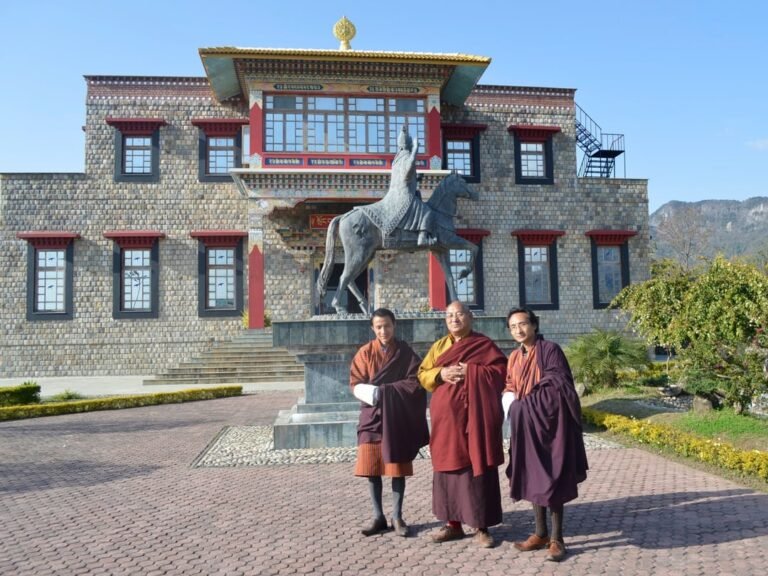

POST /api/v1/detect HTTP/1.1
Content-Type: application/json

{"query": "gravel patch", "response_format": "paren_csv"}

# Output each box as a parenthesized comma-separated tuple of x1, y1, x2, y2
(193, 426, 621, 468)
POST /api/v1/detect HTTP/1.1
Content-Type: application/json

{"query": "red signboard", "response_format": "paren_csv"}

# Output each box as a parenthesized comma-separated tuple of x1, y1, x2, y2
(310, 214, 338, 229)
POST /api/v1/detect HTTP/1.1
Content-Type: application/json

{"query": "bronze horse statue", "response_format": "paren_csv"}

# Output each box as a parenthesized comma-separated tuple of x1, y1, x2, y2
(316, 171, 479, 314)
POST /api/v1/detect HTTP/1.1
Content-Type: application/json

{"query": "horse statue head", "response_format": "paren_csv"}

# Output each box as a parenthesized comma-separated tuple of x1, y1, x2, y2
(427, 172, 478, 217)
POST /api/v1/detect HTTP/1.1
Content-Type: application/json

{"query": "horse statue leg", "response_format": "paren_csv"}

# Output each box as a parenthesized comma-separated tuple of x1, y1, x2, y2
(333, 210, 380, 314)
(317, 214, 343, 300)
(434, 249, 460, 303)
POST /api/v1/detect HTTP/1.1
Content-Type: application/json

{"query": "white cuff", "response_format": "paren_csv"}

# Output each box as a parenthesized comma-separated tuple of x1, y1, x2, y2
(502, 391, 516, 420)
(353, 384, 378, 406)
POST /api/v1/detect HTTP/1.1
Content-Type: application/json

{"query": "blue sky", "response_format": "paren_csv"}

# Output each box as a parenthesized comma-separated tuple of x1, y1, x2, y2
(1, 0, 766, 213)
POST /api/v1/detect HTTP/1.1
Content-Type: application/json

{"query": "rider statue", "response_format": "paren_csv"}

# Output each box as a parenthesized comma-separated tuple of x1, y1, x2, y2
(359, 126, 436, 246)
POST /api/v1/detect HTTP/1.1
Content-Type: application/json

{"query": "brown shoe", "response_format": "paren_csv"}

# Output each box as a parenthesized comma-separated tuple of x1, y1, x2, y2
(513, 534, 550, 551)
(473, 529, 494, 548)
(392, 517, 410, 537)
(545, 540, 566, 562)
(430, 524, 465, 543)
(361, 517, 389, 536)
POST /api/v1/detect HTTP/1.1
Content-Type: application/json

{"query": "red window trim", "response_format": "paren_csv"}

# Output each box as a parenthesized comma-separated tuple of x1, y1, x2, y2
(17, 231, 81, 248)
(190, 230, 247, 247)
(585, 229, 637, 246)
(106, 118, 167, 135)
(457, 228, 490, 244)
(507, 124, 561, 142)
(442, 123, 488, 139)
(511, 229, 565, 245)
(104, 230, 166, 248)
(191, 119, 249, 137)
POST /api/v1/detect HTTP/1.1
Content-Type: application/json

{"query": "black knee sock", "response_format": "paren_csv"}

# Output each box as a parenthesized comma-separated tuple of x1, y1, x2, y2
(550, 504, 564, 543)
(533, 503, 548, 538)
(391, 477, 405, 521)
(368, 476, 384, 520)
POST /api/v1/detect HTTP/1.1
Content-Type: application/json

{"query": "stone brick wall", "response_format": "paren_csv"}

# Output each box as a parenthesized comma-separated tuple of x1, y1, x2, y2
(0, 78, 250, 377)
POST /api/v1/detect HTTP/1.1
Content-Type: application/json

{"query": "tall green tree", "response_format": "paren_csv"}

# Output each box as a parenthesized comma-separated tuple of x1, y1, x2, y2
(612, 256, 768, 412)
(611, 259, 691, 356)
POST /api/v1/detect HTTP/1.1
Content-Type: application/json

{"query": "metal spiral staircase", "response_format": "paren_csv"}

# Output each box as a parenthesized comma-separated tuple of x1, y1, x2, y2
(576, 104, 625, 178)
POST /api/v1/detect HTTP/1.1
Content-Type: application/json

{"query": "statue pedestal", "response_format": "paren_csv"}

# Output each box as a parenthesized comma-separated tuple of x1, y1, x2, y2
(272, 315, 513, 449)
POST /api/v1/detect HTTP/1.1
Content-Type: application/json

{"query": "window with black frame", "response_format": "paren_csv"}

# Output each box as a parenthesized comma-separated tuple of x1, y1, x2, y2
(512, 230, 564, 311)
(264, 95, 425, 154)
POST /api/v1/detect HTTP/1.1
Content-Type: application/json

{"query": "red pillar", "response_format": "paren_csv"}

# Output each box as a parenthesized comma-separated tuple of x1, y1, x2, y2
(248, 245, 265, 329)
(428, 253, 447, 311)
(426, 106, 442, 163)
(250, 100, 263, 159)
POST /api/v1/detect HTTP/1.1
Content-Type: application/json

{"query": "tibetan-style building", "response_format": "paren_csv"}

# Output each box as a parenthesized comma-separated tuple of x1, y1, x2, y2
(0, 19, 649, 377)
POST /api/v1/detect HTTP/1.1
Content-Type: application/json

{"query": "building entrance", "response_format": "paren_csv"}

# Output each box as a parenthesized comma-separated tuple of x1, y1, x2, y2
(317, 263, 368, 315)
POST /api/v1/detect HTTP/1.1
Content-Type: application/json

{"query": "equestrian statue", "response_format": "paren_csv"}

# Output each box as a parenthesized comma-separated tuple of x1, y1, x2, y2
(316, 127, 479, 314)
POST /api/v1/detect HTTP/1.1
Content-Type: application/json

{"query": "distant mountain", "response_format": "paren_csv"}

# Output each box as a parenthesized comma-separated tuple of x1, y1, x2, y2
(650, 197, 768, 261)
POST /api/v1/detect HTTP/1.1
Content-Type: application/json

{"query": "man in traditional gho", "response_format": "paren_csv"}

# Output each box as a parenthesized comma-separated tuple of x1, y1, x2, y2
(417, 301, 507, 548)
(503, 307, 588, 562)
(350, 308, 429, 538)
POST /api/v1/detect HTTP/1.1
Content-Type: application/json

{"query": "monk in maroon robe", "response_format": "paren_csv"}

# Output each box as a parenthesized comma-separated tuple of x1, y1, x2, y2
(504, 308, 588, 562)
(350, 308, 429, 538)
(418, 301, 507, 549)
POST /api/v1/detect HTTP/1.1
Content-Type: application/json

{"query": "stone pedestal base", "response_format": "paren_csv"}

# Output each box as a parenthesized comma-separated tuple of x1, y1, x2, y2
(272, 316, 512, 449)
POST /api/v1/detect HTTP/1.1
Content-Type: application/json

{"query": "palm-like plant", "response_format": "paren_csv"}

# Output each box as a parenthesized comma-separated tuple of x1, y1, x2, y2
(565, 329, 651, 390)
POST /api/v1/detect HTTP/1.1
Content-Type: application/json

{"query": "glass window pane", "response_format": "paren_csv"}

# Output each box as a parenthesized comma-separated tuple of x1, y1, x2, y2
(206, 248, 236, 309)
(35, 249, 66, 312)
(597, 246, 623, 303)
(449, 248, 476, 305)
(524, 245, 551, 304)
(122, 249, 151, 311)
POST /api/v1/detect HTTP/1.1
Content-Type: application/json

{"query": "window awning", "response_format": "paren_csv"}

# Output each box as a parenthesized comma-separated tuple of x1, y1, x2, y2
(105, 118, 167, 135)
(442, 123, 488, 139)
(190, 230, 247, 246)
(104, 230, 166, 248)
(457, 228, 490, 244)
(511, 229, 565, 245)
(16, 231, 81, 248)
(191, 119, 249, 136)
(585, 229, 637, 245)
(507, 124, 561, 141)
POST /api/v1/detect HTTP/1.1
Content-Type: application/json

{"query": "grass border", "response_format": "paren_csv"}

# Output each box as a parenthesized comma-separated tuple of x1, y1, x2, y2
(0, 386, 243, 421)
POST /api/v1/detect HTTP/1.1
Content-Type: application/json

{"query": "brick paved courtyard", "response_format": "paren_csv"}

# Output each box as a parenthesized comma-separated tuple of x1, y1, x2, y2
(2, 392, 767, 575)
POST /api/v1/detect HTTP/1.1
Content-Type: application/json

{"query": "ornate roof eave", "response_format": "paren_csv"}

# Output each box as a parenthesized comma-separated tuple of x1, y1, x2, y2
(229, 168, 451, 207)
(199, 47, 490, 106)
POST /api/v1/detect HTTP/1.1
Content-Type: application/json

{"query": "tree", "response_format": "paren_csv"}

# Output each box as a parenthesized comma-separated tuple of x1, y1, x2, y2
(612, 256, 768, 412)
(565, 329, 651, 391)
(611, 259, 692, 357)
(654, 204, 711, 270)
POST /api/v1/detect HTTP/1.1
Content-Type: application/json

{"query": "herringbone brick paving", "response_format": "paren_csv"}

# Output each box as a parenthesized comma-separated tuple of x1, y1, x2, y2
(2, 392, 767, 575)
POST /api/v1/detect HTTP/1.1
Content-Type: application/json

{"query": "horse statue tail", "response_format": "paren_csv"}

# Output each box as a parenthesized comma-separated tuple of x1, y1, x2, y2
(316, 215, 342, 298)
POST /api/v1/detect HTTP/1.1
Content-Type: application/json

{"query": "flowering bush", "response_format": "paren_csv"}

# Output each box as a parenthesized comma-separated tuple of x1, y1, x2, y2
(582, 406, 768, 482)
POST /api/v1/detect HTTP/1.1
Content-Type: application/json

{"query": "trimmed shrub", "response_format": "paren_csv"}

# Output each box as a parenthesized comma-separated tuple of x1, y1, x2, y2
(565, 329, 651, 390)
(0, 386, 242, 421)
(0, 382, 41, 407)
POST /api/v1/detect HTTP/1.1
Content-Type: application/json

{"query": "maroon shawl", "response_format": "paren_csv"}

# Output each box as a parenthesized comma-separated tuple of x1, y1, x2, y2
(505, 338, 589, 506)
(357, 339, 429, 463)
(429, 332, 507, 476)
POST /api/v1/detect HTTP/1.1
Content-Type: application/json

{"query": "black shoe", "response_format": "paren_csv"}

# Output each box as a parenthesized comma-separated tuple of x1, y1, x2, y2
(392, 517, 410, 537)
(361, 517, 389, 536)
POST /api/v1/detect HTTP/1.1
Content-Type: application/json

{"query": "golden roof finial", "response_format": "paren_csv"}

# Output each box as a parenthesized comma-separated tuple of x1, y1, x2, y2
(333, 16, 356, 50)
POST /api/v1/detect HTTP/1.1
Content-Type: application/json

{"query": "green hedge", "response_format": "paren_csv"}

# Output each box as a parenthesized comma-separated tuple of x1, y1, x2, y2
(583, 406, 768, 483)
(0, 386, 242, 421)
(0, 382, 41, 407)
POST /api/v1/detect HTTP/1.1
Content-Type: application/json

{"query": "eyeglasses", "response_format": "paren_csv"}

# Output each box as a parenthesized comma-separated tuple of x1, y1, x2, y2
(509, 321, 531, 330)
(445, 312, 468, 319)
